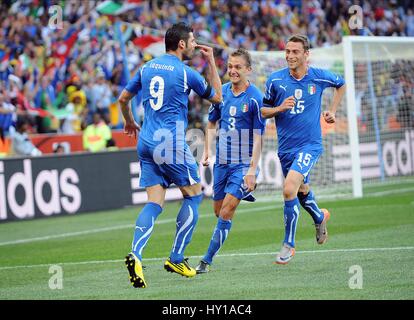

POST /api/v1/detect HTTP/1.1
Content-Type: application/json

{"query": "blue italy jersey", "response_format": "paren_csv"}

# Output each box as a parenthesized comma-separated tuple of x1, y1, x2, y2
(263, 67, 345, 153)
(125, 54, 215, 148)
(209, 82, 266, 164)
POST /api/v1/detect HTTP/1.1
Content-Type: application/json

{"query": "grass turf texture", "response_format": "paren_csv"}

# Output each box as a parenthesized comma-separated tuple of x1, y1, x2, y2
(0, 181, 413, 300)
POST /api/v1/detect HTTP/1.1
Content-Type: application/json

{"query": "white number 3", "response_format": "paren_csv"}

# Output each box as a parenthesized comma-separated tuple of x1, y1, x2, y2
(228, 117, 236, 130)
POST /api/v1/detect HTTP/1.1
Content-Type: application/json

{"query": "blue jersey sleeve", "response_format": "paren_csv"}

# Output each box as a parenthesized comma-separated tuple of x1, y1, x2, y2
(263, 76, 276, 108)
(208, 103, 221, 122)
(125, 67, 142, 95)
(186, 66, 215, 99)
(317, 69, 345, 89)
(250, 95, 266, 135)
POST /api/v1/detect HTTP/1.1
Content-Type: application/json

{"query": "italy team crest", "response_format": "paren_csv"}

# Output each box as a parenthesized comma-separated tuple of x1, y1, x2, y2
(308, 84, 316, 95)
(242, 103, 248, 112)
(229, 106, 237, 116)
(294, 89, 302, 99)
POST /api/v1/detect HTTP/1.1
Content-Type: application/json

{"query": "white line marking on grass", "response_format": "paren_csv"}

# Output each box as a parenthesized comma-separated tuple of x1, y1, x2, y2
(0, 225, 134, 247)
(0, 205, 279, 247)
(363, 187, 414, 198)
(255, 186, 414, 203)
(1, 186, 412, 247)
(1, 246, 413, 271)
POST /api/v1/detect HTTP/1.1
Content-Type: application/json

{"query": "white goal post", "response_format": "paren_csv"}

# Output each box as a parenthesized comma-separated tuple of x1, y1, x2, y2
(343, 36, 414, 197)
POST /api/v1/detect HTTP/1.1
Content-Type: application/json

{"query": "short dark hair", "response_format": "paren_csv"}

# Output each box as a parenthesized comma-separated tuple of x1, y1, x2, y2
(165, 22, 193, 52)
(16, 117, 29, 130)
(287, 34, 310, 51)
(230, 48, 252, 67)
(54, 144, 64, 153)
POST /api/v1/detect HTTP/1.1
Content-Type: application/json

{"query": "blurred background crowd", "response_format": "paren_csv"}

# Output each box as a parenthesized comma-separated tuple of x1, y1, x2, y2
(0, 0, 413, 157)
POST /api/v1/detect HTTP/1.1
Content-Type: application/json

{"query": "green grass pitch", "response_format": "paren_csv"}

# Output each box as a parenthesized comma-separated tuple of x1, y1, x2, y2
(0, 181, 413, 300)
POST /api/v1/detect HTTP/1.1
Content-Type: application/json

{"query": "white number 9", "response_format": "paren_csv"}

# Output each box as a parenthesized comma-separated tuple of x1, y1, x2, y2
(149, 76, 165, 111)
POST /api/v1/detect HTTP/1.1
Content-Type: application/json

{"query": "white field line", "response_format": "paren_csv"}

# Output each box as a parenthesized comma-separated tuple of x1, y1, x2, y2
(0, 205, 279, 247)
(0, 246, 413, 271)
(0, 186, 412, 247)
(255, 186, 414, 203)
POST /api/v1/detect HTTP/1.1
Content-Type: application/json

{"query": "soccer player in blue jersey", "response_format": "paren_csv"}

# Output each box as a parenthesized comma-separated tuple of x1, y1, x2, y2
(194, 48, 266, 274)
(261, 35, 346, 264)
(118, 22, 222, 288)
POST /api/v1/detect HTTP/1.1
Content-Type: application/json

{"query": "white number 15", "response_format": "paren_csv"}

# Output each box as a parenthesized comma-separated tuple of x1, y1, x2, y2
(290, 100, 305, 114)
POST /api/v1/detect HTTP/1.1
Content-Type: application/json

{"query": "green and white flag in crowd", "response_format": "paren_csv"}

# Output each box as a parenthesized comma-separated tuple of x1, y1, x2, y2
(96, 0, 141, 16)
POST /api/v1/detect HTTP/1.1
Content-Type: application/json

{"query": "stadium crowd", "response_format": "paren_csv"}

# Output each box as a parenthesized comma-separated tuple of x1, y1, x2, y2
(0, 0, 413, 156)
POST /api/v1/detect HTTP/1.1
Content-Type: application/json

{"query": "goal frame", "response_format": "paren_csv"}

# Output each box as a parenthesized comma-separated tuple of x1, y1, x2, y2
(342, 36, 414, 198)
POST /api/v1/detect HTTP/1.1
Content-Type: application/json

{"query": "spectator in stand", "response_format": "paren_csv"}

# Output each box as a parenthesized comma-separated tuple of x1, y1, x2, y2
(53, 143, 66, 154)
(82, 112, 112, 153)
(90, 71, 112, 124)
(60, 90, 88, 134)
(0, 0, 413, 146)
(407, 9, 414, 36)
(11, 117, 42, 157)
(0, 89, 16, 141)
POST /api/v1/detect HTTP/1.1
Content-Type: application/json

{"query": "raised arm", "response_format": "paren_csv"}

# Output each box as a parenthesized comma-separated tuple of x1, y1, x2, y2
(196, 44, 222, 104)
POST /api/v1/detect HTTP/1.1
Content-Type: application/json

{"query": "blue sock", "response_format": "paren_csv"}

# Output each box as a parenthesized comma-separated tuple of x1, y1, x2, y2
(203, 217, 232, 265)
(170, 194, 203, 263)
(131, 202, 163, 260)
(298, 190, 324, 224)
(283, 198, 300, 248)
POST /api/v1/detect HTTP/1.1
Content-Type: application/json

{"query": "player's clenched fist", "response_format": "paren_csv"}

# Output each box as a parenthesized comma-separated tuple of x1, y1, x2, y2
(124, 120, 141, 139)
(201, 152, 210, 167)
(196, 44, 214, 60)
(323, 111, 336, 123)
(244, 174, 257, 193)
(278, 96, 296, 112)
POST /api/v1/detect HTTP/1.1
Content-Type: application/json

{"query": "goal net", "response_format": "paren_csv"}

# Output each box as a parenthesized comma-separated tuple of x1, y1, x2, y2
(248, 36, 414, 199)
